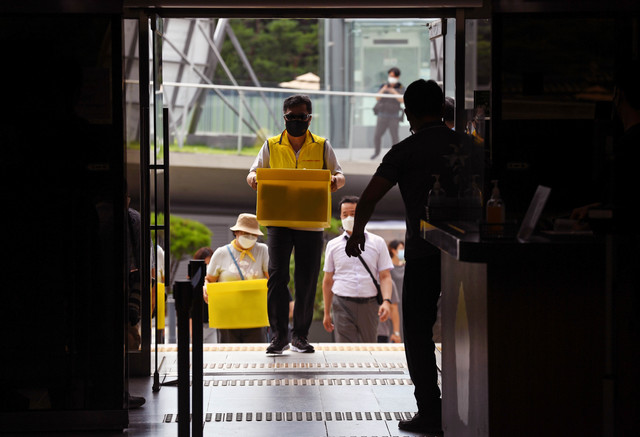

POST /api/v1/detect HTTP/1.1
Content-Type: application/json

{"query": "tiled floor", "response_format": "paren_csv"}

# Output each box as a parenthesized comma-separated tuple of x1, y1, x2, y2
(123, 342, 442, 437)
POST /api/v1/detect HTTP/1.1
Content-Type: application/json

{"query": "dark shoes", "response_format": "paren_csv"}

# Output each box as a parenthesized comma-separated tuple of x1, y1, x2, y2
(290, 336, 315, 353)
(398, 412, 443, 436)
(266, 336, 289, 354)
(266, 335, 314, 353)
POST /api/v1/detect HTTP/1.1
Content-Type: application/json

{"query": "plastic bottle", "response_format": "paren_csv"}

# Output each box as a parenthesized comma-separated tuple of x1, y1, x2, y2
(462, 174, 483, 220)
(486, 180, 505, 226)
(426, 174, 446, 221)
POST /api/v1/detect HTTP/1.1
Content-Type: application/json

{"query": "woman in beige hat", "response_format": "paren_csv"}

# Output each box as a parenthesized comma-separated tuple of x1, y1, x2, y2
(204, 213, 269, 343)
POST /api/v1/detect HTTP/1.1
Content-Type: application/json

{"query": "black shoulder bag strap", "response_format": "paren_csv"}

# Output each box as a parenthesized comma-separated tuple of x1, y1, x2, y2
(345, 235, 383, 304)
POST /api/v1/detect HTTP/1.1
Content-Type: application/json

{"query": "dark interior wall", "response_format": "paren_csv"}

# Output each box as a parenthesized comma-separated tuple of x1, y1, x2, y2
(490, 14, 637, 218)
(0, 12, 127, 421)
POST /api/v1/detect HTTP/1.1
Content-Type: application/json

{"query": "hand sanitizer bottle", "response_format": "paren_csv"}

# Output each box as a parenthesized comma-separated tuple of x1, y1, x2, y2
(486, 180, 505, 227)
(426, 174, 446, 221)
(462, 174, 483, 220)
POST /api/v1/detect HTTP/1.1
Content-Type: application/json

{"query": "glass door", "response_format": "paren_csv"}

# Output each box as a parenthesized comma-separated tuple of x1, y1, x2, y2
(129, 13, 170, 384)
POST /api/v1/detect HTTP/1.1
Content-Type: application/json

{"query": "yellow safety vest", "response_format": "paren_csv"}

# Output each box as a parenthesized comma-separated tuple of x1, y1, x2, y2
(268, 131, 326, 169)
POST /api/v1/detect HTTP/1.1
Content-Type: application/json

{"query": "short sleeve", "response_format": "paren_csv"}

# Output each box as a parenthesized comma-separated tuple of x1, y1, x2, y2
(323, 139, 343, 174)
(323, 240, 336, 273)
(375, 236, 395, 272)
(374, 145, 402, 186)
(249, 140, 270, 173)
(258, 243, 269, 274)
(391, 281, 400, 304)
(207, 247, 227, 278)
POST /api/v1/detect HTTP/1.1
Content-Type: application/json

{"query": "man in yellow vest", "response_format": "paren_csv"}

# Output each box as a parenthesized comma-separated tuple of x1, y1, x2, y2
(247, 94, 345, 354)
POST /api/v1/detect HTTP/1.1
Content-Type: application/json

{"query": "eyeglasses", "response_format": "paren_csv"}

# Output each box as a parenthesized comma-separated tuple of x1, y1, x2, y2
(284, 112, 311, 121)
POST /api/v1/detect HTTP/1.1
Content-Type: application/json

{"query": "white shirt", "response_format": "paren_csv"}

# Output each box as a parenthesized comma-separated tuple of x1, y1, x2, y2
(207, 242, 269, 282)
(323, 231, 394, 298)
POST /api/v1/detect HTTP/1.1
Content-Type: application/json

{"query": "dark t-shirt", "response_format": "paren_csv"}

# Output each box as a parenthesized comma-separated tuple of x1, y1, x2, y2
(375, 121, 479, 259)
(376, 83, 404, 118)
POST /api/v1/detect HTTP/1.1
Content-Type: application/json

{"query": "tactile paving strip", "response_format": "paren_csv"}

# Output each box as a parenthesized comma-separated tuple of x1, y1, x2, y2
(204, 361, 406, 369)
(153, 344, 407, 352)
(202, 377, 414, 386)
(163, 410, 417, 423)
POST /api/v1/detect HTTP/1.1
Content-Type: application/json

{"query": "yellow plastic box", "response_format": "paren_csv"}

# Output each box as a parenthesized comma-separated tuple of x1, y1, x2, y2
(256, 168, 331, 228)
(207, 279, 269, 329)
(156, 282, 165, 330)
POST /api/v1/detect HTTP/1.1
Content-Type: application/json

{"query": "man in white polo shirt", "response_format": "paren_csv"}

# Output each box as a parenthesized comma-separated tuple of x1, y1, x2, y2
(322, 196, 394, 342)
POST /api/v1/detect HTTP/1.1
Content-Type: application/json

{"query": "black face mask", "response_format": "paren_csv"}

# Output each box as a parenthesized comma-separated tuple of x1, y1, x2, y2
(286, 120, 308, 137)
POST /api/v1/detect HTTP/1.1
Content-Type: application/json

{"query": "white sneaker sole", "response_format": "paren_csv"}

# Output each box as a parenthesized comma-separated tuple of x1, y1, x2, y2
(290, 345, 314, 353)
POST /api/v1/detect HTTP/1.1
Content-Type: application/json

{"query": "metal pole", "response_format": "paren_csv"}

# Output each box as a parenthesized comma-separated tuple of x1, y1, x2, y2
(455, 9, 466, 134)
(160, 33, 259, 135)
(237, 91, 244, 154)
(195, 20, 264, 134)
(188, 259, 206, 437)
(225, 22, 280, 127)
(174, 280, 193, 437)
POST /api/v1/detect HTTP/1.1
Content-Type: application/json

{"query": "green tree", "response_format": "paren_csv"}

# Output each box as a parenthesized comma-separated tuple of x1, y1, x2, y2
(155, 213, 212, 289)
(216, 19, 319, 86)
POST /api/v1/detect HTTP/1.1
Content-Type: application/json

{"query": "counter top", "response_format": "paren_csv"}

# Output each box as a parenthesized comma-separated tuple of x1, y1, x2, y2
(421, 220, 598, 262)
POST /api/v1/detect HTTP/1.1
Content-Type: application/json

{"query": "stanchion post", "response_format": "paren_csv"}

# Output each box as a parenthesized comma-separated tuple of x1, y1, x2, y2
(188, 259, 205, 437)
(174, 280, 193, 437)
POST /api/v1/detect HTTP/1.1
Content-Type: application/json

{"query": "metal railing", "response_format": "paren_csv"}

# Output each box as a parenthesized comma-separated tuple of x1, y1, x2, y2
(127, 79, 417, 154)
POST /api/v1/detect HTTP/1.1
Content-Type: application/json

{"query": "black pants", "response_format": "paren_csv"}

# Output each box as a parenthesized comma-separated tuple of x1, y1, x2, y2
(373, 116, 400, 157)
(403, 254, 442, 416)
(218, 327, 265, 343)
(266, 227, 324, 340)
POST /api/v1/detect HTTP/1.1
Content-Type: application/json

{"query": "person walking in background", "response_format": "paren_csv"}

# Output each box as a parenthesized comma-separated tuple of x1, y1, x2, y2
(322, 196, 394, 343)
(377, 239, 406, 343)
(247, 94, 345, 354)
(194, 246, 213, 325)
(387, 239, 405, 339)
(444, 97, 455, 130)
(376, 281, 401, 343)
(194, 246, 213, 265)
(346, 79, 476, 435)
(372, 67, 404, 160)
(204, 214, 268, 343)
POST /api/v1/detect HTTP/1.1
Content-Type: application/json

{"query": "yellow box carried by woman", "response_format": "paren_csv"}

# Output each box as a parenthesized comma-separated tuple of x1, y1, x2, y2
(156, 282, 165, 330)
(256, 168, 331, 228)
(207, 278, 269, 329)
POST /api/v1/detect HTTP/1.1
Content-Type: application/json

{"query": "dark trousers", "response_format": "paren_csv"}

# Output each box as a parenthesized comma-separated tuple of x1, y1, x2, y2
(267, 227, 324, 340)
(218, 327, 265, 343)
(403, 254, 442, 416)
(373, 116, 400, 156)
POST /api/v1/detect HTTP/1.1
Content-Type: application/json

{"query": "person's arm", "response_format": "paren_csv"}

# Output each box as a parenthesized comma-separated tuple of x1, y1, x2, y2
(324, 140, 346, 192)
(392, 85, 404, 103)
(345, 175, 395, 257)
(377, 269, 393, 322)
(247, 141, 269, 190)
(389, 305, 401, 343)
(203, 274, 218, 304)
(322, 271, 335, 333)
(331, 173, 345, 192)
(247, 172, 258, 190)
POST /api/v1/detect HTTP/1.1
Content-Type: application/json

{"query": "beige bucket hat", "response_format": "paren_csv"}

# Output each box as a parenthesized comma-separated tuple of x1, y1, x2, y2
(229, 213, 263, 236)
